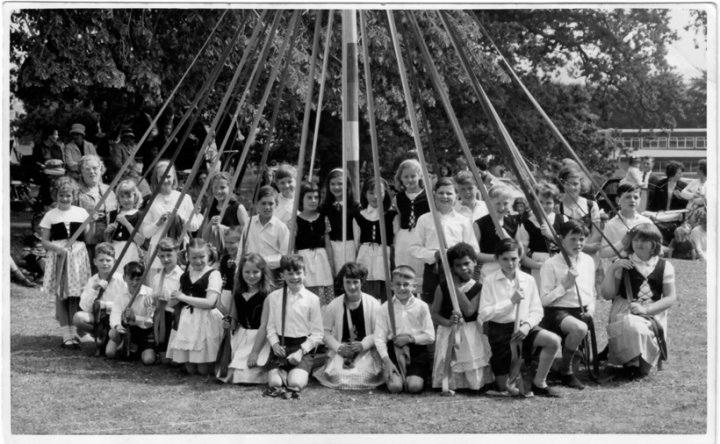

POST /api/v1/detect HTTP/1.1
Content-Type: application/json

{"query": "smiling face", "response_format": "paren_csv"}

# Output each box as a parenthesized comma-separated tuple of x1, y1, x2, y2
(212, 179, 230, 203)
(256, 196, 276, 222)
(343, 277, 363, 303)
(458, 183, 477, 203)
(242, 260, 262, 289)
(539, 196, 556, 215)
(492, 195, 513, 217)
(391, 274, 416, 303)
(157, 250, 178, 272)
(561, 232, 586, 257)
(277, 177, 295, 198)
(155, 163, 176, 193)
(497, 249, 521, 278)
(187, 247, 209, 272)
(282, 268, 305, 292)
(81, 160, 103, 186)
(302, 191, 320, 213)
(616, 190, 641, 214)
(329, 175, 344, 200)
(56, 189, 74, 210)
(562, 175, 582, 198)
(400, 167, 420, 192)
(434, 185, 456, 212)
(118, 191, 136, 211)
(452, 255, 476, 282)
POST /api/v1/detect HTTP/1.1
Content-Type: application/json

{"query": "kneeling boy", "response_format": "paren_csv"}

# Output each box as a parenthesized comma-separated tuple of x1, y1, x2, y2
(107, 261, 156, 364)
(265, 255, 324, 398)
(374, 265, 435, 394)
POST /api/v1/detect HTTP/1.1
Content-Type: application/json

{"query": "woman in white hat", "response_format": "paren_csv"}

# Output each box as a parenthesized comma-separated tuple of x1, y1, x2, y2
(63, 123, 97, 179)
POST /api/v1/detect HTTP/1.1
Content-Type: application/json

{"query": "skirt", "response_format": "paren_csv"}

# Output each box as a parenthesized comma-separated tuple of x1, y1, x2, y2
(111, 240, 141, 272)
(167, 306, 224, 364)
(217, 327, 271, 384)
(43, 240, 91, 299)
(356, 243, 392, 281)
(394, 228, 424, 288)
(313, 349, 384, 390)
(432, 322, 493, 390)
(297, 248, 333, 287)
(606, 297, 668, 367)
(330, 240, 357, 272)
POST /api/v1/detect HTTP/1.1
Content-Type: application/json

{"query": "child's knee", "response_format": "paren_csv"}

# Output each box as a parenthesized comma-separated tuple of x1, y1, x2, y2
(105, 341, 118, 358)
(287, 369, 308, 390)
(386, 378, 403, 393)
(407, 376, 424, 394)
(141, 349, 156, 365)
(268, 369, 283, 387)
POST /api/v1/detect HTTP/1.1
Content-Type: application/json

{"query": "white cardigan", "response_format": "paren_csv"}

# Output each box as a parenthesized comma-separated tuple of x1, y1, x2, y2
(322, 293, 381, 352)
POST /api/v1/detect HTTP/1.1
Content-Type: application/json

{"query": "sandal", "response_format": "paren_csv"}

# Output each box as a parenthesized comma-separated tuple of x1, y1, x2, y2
(263, 387, 285, 398)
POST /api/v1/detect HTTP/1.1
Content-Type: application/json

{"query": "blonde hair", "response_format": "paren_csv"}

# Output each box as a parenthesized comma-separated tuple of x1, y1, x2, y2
(488, 184, 514, 201)
(115, 179, 142, 209)
(394, 158, 424, 191)
(152, 160, 178, 190)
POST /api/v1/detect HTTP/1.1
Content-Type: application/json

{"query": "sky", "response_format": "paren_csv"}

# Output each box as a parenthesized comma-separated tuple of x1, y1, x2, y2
(666, 8, 708, 80)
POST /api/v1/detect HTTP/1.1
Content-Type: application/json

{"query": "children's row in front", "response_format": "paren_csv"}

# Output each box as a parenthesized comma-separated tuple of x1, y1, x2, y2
(67, 219, 675, 398)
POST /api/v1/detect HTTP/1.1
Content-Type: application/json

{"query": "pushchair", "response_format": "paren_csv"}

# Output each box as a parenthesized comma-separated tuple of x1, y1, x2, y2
(641, 209, 689, 246)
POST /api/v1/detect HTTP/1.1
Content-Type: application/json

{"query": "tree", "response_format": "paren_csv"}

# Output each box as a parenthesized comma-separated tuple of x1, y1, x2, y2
(11, 8, 693, 180)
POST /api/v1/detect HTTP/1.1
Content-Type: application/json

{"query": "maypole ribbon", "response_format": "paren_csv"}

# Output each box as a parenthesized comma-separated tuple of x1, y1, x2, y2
(308, 10, 335, 183)
(358, 9, 405, 385)
(388, 10, 461, 395)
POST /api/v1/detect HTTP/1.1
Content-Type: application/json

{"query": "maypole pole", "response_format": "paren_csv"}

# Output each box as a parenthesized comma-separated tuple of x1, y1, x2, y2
(341, 10, 361, 265)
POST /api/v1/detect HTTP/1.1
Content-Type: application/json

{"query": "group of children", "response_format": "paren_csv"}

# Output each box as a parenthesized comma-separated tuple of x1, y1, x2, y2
(32, 155, 678, 398)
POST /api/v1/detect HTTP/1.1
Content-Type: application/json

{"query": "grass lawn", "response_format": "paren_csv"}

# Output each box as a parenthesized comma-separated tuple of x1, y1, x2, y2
(7, 212, 709, 435)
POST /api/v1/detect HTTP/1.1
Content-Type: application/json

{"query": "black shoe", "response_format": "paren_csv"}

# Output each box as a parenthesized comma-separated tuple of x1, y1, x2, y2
(597, 346, 609, 362)
(531, 383, 561, 398)
(560, 373, 585, 390)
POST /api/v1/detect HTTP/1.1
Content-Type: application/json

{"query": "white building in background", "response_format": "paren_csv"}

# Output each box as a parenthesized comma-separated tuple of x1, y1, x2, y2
(599, 128, 707, 177)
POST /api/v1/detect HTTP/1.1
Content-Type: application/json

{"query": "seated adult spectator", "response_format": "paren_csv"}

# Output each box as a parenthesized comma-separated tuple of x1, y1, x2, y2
(647, 161, 688, 212)
(63, 123, 97, 179)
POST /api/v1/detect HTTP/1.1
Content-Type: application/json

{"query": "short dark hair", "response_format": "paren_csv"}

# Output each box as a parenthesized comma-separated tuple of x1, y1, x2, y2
(624, 223, 663, 257)
(557, 220, 588, 238)
(279, 254, 305, 272)
(297, 182, 320, 211)
(665, 161, 684, 178)
(95, 242, 116, 258)
(615, 183, 640, 197)
(494, 238, 521, 257)
(123, 261, 145, 278)
(698, 159, 707, 176)
(433, 177, 455, 192)
(338, 262, 368, 283)
(447, 242, 478, 265)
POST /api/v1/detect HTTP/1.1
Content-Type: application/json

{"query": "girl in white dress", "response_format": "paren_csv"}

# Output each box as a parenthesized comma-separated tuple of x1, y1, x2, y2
(166, 238, 224, 375)
(601, 223, 677, 377)
(217, 253, 274, 384)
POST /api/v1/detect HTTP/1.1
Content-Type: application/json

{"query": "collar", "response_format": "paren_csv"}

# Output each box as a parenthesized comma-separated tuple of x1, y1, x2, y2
(393, 294, 416, 307)
(630, 253, 658, 268)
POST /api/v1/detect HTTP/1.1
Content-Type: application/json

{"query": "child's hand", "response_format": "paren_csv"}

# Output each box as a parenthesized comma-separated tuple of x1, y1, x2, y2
(115, 325, 126, 334)
(272, 343, 286, 358)
(222, 316, 232, 330)
(287, 349, 303, 365)
(349, 342, 364, 353)
(611, 258, 634, 271)
(104, 223, 117, 235)
(450, 311, 463, 325)
(393, 334, 413, 347)
(247, 352, 259, 367)
(169, 291, 183, 303)
(511, 322, 530, 342)
(383, 359, 400, 381)
(123, 308, 135, 323)
(337, 344, 354, 358)
(94, 279, 109, 291)
(157, 212, 171, 227)
(510, 288, 524, 305)
(561, 268, 579, 289)
(629, 302, 648, 316)
(540, 223, 553, 238)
